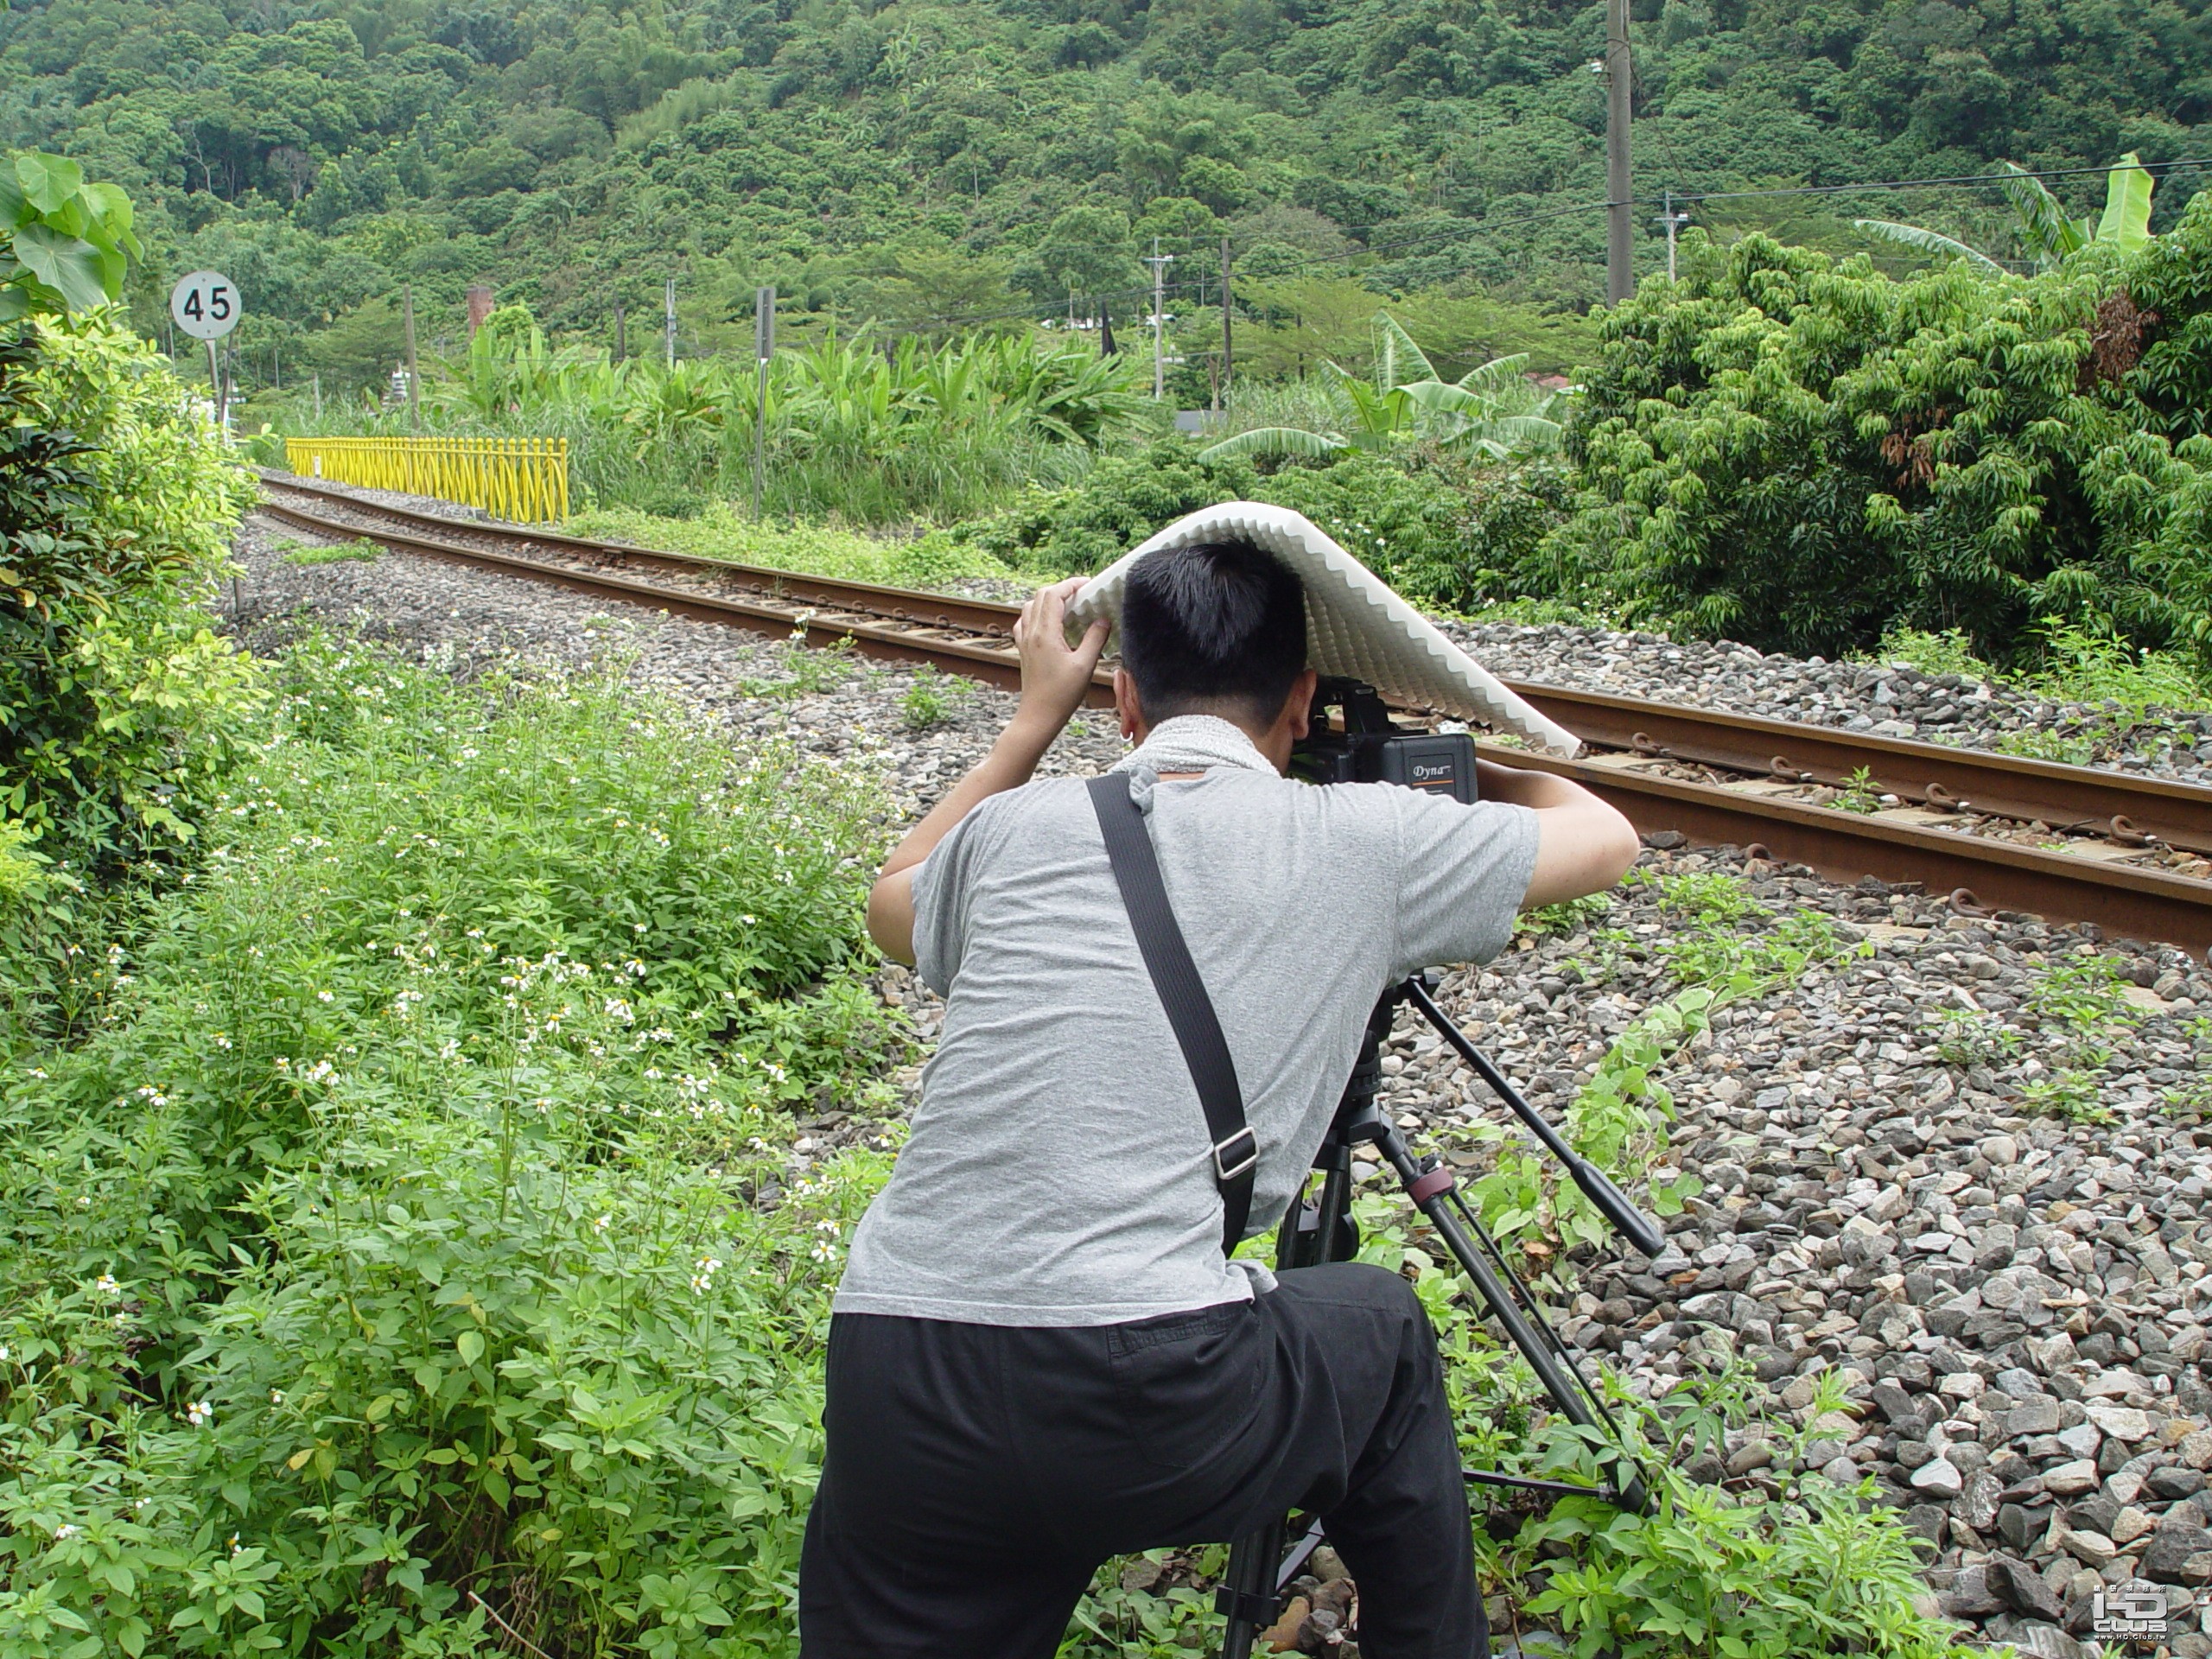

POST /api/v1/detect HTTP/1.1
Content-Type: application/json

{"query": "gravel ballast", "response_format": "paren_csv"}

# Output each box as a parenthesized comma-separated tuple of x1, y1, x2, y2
(232, 506, 2212, 1655)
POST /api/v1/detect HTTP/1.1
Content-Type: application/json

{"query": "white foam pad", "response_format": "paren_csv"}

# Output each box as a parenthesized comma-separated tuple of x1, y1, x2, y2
(1065, 501, 1583, 757)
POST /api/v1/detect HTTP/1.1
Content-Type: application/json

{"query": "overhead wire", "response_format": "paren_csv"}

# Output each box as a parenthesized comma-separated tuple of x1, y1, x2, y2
(844, 156, 2209, 335)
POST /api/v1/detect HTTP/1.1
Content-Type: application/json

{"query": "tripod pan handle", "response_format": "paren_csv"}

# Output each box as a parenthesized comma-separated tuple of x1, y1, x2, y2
(1570, 1160, 1665, 1259)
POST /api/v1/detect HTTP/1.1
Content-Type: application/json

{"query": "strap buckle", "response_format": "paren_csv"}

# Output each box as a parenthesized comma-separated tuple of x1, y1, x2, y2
(1213, 1128, 1259, 1183)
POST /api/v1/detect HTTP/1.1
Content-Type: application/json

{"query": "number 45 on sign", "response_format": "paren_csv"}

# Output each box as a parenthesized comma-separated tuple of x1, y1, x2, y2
(170, 269, 241, 430)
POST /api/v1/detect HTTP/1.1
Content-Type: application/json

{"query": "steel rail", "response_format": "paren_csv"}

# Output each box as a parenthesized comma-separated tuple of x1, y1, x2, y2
(253, 475, 2212, 955)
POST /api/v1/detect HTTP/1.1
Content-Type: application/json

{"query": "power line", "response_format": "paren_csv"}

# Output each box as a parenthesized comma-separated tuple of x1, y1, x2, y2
(1665, 157, 2212, 207)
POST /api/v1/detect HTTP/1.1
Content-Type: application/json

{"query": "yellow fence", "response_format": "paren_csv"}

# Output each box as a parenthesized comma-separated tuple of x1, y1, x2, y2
(284, 436, 569, 524)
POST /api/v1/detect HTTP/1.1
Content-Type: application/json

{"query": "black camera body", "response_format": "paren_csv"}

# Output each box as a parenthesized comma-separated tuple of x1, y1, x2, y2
(1292, 678, 1478, 804)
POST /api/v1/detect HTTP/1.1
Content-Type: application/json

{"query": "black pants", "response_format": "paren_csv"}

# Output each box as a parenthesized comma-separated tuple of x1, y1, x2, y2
(800, 1262, 1484, 1658)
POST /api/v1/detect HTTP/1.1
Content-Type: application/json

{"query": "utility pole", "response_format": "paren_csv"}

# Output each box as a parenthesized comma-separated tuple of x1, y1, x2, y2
(403, 283, 420, 431)
(664, 277, 677, 368)
(751, 285, 774, 519)
(1220, 235, 1234, 406)
(1656, 191, 1692, 282)
(613, 298, 626, 364)
(313, 372, 322, 420)
(1605, 0, 1634, 304)
(1143, 236, 1174, 401)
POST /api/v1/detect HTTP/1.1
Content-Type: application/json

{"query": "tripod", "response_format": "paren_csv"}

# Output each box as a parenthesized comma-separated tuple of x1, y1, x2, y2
(1215, 975, 1662, 1657)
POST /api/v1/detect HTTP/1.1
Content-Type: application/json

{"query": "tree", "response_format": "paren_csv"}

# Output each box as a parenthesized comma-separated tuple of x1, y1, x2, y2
(1201, 313, 1560, 461)
(1856, 155, 2158, 274)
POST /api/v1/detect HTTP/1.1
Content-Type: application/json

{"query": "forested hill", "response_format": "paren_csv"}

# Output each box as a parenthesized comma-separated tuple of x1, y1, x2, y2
(3, 0, 2207, 372)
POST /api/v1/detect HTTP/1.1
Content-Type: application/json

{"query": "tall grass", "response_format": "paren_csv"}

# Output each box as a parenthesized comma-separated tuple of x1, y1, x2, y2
(263, 325, 1149, 529)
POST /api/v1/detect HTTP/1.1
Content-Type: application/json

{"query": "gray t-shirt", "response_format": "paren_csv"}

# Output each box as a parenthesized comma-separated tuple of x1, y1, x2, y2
(834, 717, 1541, 1326)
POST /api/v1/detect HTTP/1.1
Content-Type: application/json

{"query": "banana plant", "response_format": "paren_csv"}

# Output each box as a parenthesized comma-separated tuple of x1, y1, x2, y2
(1856, 153, 2157, 274)
(1198, 312, 1560, 462)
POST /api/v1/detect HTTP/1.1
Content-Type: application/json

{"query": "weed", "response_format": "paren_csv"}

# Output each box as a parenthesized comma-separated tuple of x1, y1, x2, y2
(899, 665, 969, 730)
(1872, 626, 1989, 680)
(1831, 766, 1883, 814)
(1927, 1006, 2020, 1069)
(2020, 1061, 2116, 1123)
(279, 535, 381, 566)
(741, 633, 861, 699)
(1634, 868, 1764, 927)
(2029, 618, 2208, 715)
(1521, 892, 1612, 938)
(2023, 952, 2139, 1033)
(1993, 726, 2096, 766)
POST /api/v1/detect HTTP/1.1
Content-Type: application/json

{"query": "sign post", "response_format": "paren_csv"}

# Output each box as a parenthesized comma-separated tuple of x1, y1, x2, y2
(169, 270, 242, 433)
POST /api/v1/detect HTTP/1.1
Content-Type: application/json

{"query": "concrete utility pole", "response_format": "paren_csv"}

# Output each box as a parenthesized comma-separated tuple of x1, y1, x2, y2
(403, 283, 421, 430)
(751, 285, 775, 519)
(313, 372, 321, 420)
(1605, 0, 1634, 304)
(613, 298, 626, 364)
(664, 278, 679, 367)
(1143, 237, 1174, 400)
(1220, 235, 1234, 406)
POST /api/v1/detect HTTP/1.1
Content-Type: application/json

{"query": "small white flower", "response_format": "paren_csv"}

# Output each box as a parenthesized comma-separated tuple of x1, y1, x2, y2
(53, 1522, 78, 1540)
(270, 1389, 285, 1405)
(94, 1274, 119, 1296)
(186, 1401, 213, 1428)
(593, 1214, 611, 1234)
(316, 990, 334, 1003)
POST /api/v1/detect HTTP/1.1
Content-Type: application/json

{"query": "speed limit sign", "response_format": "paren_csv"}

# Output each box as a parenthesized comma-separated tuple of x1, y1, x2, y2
(169, 270, 241, 340)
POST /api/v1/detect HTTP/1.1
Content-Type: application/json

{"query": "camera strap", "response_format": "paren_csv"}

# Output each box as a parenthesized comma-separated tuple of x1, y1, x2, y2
(1087, 773, 1255, 1254)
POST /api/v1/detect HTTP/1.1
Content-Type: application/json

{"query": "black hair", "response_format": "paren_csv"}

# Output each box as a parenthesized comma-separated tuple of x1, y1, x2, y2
(1118, 538, 1307, 728)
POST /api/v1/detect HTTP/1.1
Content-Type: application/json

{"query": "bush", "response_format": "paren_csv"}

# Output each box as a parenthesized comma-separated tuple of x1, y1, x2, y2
(1545, 220, 2212, 667)
(943, 437, 1567, 613)
(0, 643, 899, 1657)
(0, 314, 257, 1052)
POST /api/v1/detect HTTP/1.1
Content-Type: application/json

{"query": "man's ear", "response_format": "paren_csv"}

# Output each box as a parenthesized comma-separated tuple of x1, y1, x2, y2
(1114, 667, 1146, 742)
(1281, 668, 1319, 740)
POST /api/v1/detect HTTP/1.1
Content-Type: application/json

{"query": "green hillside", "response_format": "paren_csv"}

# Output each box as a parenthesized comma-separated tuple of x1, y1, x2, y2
(3, 0, 2208, 387)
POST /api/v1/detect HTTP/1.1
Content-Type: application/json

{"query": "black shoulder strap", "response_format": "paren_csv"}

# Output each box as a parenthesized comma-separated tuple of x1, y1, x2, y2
(1087, 772, 1255, 1253)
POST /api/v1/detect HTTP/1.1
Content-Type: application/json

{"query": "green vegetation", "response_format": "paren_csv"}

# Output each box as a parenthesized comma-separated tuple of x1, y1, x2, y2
(572, 501, 1004, 590)
(1199, 315, 1560, 462)
(1540, 210, 2212, 667)
(279, 535, 381, 565)
(898, 664, 969, 729)
(282, 321, 1149, 526)
(0, 644, 900, 1657)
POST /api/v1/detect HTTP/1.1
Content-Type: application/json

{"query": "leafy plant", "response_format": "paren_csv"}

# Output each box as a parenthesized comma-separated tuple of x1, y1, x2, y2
(1856, 154, 2158, 274)
(899, 665, 968, 729)
(278, 536, 382, 566)
(1200, 313, 1560, 463)
(0, 149, 137, 321)
(1548, 213, 2212, 670)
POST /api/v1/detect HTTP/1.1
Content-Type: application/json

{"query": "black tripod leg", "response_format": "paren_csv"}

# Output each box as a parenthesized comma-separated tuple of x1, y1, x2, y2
(1216, 1516, 1286, 1656)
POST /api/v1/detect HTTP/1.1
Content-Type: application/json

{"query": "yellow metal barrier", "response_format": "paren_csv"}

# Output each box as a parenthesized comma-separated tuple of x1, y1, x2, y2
(283, 436, 569, 524)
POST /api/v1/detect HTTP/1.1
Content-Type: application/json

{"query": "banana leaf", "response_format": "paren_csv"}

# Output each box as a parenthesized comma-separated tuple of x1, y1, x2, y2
(1853, 219, 2008, 277)
(2096, 152, 2156, 251)
(1195, 425, 1347, 461)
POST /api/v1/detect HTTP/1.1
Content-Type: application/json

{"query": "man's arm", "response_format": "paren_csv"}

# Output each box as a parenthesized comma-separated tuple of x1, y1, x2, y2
(1473, 758, 1642, 908)
(867, 578, 1109, 964)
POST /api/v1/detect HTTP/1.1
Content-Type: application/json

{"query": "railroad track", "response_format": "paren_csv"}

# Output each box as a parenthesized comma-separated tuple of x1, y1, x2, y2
(255, 470, 2212, 958)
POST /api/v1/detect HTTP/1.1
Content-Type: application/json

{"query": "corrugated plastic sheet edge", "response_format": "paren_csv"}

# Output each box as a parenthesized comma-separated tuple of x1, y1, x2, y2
(1068, 502, 1583, 758)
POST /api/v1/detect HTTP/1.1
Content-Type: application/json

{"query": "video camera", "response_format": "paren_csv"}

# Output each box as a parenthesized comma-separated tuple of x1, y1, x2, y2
(1291, 677, 1479, 804)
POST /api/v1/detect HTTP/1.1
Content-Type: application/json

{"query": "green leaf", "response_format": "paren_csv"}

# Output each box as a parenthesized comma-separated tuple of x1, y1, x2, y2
(11, 223, 112, 310)
(1851, 219, 2007, 276)
(15, 151, 84, 215)
(1195, 425, 1345, 461)
(1998, 163, 2087, 261)
(2095, 152, 2156, 251)
(455, 1329, 485, 1364)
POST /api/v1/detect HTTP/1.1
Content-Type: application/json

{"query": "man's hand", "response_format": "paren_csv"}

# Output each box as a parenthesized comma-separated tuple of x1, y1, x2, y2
(1013, 577, 1109, 739)
(867, 579, 1108, 965)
